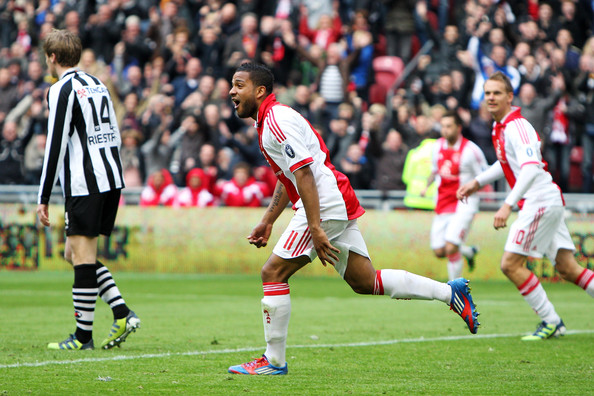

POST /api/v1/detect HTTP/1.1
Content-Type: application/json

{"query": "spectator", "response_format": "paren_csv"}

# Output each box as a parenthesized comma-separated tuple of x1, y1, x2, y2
(513, 79, 563, 147)
(194, 25, 224, 78)
(170, 114, 209, 186)
(139, 169, 177, 207)
(177, 168, 216, 207)
(382, 0, 416, 62)
(83, 4, 122, 65)
(298, 7, 341, 50)
(0, 67, 19, 126)
(338, 143, 373, 190)
(463, 19, 521, 110)
(543, 75, 585, 192)
(171, 57, 202, 107)
(465, 102, 497, 165)
(23, 132, 47, 185)
(214, 162, 268, 207)
(375, 129, 409, 194)
(575, 52, 594, 193)
(120, 128, 146, 188)
(223, 12, 261, 75)
(0, 120, 34, 184)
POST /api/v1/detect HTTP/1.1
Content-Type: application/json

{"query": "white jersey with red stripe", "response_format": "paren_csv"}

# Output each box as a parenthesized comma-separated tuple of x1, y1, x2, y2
(256, 94, 364, 221)
(431, 137, 487, 214)
(492, 106, 564, 208)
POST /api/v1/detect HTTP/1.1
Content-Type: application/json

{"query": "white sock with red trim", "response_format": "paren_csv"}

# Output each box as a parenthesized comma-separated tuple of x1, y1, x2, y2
(518, 273, 560, 325)
(262, 282, 291, 367)
(374, 269, 451, 303)
(447, 252, 463, 281)
(575, 268, 594, 297)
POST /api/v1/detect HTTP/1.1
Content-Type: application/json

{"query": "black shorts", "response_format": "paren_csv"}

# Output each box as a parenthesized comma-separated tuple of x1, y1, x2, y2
(64, 189, 121, 237)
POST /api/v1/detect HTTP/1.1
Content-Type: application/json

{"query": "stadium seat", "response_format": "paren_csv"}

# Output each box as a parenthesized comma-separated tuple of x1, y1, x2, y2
(369, 56, 404, 104)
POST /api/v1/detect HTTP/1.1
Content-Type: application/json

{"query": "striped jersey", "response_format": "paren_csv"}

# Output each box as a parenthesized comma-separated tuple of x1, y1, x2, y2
(431, 137, 487, 214)
(255, 94, 364, 221)
(491, 106, 563, 208)
(38, 68, 124, 204)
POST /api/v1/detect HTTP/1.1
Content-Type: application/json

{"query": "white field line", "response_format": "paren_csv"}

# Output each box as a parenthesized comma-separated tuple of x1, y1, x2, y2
(1, 329, 593, 369)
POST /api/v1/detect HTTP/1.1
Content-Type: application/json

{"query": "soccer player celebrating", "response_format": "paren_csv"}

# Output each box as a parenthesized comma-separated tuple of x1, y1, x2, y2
(227, 62, 480, 375)
(458, 72, 594, 340)
(421, 110, 488, 280)
(37, 29, 140, 350)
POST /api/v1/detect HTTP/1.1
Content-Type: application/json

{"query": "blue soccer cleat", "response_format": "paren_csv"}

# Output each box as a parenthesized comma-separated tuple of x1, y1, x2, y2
(228, 355, 288, 375)
(448, 278, 480, 334)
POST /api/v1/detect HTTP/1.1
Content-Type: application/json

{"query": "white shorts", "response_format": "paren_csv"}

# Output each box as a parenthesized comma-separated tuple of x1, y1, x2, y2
(504, 205, 575, 261)
(272, 211, 370, 278)
(430, 211, 475, 250)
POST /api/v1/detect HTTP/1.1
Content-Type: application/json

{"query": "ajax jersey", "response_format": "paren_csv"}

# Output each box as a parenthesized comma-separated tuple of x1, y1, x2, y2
(255, 94, 364, 221)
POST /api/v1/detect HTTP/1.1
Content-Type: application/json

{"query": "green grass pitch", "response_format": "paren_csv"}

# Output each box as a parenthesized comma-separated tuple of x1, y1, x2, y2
(1, 271, 592, 395)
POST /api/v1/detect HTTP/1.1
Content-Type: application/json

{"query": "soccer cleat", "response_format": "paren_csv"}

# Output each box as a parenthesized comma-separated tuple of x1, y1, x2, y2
(101, 310, 141, 349)
(466, 246, 479, 272)
(228, 355, 288, 375)
(521, 320, 566, 341)
(448, 278, 480, 334)
(48, 334, 94, 350)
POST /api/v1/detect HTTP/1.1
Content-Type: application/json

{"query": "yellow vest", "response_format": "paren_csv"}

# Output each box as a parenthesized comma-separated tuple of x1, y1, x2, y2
(402, 139, 437, 210)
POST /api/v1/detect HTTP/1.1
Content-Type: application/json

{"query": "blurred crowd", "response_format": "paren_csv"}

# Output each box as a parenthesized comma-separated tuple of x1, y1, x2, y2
(1, 0, 594, 208)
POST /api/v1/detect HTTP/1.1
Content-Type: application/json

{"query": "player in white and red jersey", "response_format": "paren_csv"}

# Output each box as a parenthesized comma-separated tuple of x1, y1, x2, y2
(226, 62, 480, 375)
(422, 111, 487, 280)
(458, 72, 594, 341)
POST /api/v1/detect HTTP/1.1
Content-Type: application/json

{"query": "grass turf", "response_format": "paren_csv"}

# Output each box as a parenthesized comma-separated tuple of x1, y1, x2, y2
(0, 271, 592, 395)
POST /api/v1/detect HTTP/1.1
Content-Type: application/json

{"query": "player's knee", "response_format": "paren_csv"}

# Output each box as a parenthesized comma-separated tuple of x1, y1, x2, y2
(433, 248, 446, 258)
(261, 261, 288, 283)
(444, 244, 459, 256)
(500, 255, 521, 276)
(345, 276, 374, 295)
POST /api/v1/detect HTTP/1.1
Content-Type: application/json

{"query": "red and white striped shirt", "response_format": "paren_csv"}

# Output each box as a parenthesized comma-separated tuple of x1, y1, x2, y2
(492, 106, 564, 208)
(255, 94, 364, 221)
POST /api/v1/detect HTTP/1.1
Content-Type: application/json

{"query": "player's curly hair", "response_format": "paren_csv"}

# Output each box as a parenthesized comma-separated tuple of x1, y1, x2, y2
(235, 62, 274, 95)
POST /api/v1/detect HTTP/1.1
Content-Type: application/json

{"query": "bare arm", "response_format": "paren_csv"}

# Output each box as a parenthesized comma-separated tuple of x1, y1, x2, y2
(293, 165, 340, 266)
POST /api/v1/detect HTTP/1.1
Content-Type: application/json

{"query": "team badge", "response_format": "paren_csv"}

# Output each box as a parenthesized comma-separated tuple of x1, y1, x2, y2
(526, 147, 533, 157)
(285, 144, 295, 158)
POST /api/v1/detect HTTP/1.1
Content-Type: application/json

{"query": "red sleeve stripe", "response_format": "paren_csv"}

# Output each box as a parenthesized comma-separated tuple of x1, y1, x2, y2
(521, 161, 540, 167)
(268, 110, 287, 142)
(514, 119, 530, 144)
(518, 273, 540, 296)
(289, 158, 314, 173)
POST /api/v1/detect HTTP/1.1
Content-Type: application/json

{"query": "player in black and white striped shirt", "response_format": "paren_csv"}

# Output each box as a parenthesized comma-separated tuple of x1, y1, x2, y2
(36, 29, 140, 350)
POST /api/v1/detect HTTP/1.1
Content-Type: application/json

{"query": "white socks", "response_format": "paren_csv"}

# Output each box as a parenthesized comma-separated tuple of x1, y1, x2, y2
(519, 273, 561, 325)
(447, 252, 463, 281)
(262, 283, 291, 367)
(374, 269, 451, 304)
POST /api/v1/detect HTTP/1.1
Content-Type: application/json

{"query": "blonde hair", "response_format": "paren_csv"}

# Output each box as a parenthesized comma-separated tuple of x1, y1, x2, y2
(486, 71, 513, 93)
